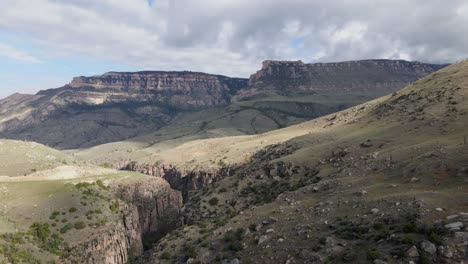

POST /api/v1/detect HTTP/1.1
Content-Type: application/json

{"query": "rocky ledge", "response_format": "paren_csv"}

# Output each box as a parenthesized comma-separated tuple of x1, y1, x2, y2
(113, 161, 236, 200)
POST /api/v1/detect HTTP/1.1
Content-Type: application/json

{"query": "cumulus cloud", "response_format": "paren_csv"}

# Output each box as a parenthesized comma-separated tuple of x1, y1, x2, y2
(0, 0, 467, 77)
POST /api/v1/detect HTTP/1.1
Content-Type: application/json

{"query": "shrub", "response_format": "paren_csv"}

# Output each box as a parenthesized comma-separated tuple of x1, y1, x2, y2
(373, 222, 384, 230)
(419, 253, 432, 264)
(49, 211, 60, 220)
(223, 228, 243, 242)
(208, 197, 219, 206)
(367, 248, 381, 260)
(75, 182, 93, 188)
(29, 222, 50, 243)
(160, 252, 171, 260)
(110, 201, 119, 212)
(403, 222, 417, 233)
(96, 180, 109, 191)
(342, 249, 357, 262)
(429, 231, 443, 245)
(74, 221, 86, 230)
(200, 241, 209, 248)
(217, 159, 226, 167)
(100, 163, 112, 168)
(402, 236, 414, 245)
(60, 224, 73, 234)
(69, 207, 77, 213)
(44, 233, 64, 254)
(229, 241, 243, 251)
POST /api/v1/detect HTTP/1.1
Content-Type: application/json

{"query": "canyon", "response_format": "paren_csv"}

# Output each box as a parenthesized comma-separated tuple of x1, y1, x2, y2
(2, 59, 468, 264)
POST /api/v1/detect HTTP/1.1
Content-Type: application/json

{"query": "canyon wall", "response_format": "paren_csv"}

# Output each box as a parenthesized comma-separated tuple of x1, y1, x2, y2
(65, 177, 183, 263)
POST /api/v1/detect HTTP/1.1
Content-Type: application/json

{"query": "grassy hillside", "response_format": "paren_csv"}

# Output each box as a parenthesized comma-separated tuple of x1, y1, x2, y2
(0, 139, 80, 177)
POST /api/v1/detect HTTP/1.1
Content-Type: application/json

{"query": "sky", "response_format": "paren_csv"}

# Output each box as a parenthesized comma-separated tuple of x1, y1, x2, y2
(0, 0, 467, 99)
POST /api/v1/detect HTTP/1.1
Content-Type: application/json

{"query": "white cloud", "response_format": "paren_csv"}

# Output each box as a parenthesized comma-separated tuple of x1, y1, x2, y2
(0, 43, 41, 63)
(0, 0, 467, 78)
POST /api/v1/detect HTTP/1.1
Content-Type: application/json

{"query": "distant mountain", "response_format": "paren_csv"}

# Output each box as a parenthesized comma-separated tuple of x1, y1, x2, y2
(0, 72, 248, 149)
(0, 60, 447, 149)
(234, 59, 447, 100)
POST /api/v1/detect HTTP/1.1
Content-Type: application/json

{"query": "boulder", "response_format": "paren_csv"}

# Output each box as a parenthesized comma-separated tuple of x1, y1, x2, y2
(258, 235, 268, 245)
(406, 246, 420, 258)
(446, 214, 459, 220)
(420, 240, 436, 255)
(444, 222, 463, 230)
(410, 177, 420, 182)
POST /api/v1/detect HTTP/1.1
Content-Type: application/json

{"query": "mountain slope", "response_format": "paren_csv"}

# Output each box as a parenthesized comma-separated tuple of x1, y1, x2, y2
(0, 60, 446, 150)
(125, 60, 468, 263)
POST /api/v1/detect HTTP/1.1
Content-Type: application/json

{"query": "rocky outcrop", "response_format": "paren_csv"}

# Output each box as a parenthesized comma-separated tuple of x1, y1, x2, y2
(65, 203, 143, 264)
(234, 59, 447, 100)
(113, 161, 236, 199)
(112, 177, 184, 246)
(65, 177, 183, 263)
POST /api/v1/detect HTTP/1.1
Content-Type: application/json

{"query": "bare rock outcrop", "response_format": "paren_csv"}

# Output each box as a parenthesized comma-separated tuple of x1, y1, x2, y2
(65, 177, 183, 263)
(65, 203, 143, 264)
(112, 177, 184, 243)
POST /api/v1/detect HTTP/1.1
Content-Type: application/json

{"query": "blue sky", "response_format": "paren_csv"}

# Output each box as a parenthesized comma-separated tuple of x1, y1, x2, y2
(147, 0, 155, 7)
(0, 31, 132, 98)
(0, 0, 466, 99)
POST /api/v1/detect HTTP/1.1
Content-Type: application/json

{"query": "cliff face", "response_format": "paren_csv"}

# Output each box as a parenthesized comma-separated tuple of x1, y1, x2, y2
(65, 177, 183, 263)
(234, 59, 447, 100)
(66, 204, 142, 264)
(60, 71, 248, 110)
(112, 177, 184, 246)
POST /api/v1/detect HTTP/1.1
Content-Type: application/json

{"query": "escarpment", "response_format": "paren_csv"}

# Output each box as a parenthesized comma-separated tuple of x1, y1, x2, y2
(234, 59, 447, 100)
